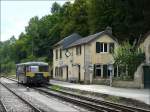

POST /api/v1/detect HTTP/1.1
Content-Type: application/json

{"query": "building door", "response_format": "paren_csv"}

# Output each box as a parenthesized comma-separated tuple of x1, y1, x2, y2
(143, 65, 150, 88)
(66, 66, 68, 81)
(78, 65, 81, 82)
(95, 65, 101, 77)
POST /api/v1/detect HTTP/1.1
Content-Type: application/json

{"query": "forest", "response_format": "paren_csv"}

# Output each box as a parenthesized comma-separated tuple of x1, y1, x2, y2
(0, 0, 150, 74)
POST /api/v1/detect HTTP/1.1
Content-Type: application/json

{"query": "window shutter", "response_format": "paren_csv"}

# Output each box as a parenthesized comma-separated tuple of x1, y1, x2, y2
(96, 42, 100, 53)
(60, 49, 62, 58)
(80, 46, 81, 54)
(76, 47, 78, 55)
(56, 49, 58, 59)
(93, 64, 96, 78)
(109, 43, 114, 53)
(103, 65, 108, 78)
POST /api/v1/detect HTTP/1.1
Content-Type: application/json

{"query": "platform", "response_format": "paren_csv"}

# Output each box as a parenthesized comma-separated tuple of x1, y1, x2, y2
(50, 80, 150, 105)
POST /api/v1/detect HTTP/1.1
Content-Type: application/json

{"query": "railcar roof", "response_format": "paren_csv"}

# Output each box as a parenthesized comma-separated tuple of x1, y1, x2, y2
(16, 62, 48, 66)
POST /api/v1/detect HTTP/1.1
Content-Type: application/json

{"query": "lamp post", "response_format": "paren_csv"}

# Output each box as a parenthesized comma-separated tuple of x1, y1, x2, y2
(108, 64, 113, 87)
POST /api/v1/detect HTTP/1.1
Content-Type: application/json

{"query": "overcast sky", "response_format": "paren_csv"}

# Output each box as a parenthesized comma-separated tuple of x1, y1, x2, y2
(1, 0, 71, 42)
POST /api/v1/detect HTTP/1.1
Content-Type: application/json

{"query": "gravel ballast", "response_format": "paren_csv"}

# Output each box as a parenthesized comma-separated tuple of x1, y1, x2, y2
(1, 78, 88, 112)
(0, 84, 34, 112)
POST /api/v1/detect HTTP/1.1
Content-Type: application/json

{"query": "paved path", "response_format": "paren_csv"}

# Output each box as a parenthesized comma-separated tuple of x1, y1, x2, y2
(50, 80, 150, 105)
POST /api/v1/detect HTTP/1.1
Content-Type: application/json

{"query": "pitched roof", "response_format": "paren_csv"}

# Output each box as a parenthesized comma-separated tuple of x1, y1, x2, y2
(67, 31, 117, 48)
(53, 33, 82, 49)
(16, 62, 48, 66)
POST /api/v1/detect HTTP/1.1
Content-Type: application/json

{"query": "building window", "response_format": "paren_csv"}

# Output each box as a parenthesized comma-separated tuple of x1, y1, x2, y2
(94, 64, 113, 78)
(55, 67, 58, 77)
(104, 43, 107, 52)
(95, 65, 102, 77)
(60, 49, 62, 59)
(59, 67, 63, 77)
(96, 42, 114, 53)
(76, 45, 81, 55)
(55, 67, 63, 77)
(100, 43, 103, 52)
(56, 49, 58, 59)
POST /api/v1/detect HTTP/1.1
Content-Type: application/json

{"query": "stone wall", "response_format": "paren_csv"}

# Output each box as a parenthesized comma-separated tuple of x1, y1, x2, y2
(113, 63, 144, 88)
(112, 80, 141, 88)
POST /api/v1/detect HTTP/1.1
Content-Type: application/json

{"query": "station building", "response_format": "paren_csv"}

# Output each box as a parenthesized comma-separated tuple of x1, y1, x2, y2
(53, 27, 119, 84)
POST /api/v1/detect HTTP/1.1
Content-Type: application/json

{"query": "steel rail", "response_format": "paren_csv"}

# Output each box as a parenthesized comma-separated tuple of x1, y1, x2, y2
(3, 77, 113, 112)
(0, 82, 43, 112)
(0, 100, 8, 112)
(45, 85, 150, 112)
(5, 77, 150, 112)
(35, 87, 120, 112)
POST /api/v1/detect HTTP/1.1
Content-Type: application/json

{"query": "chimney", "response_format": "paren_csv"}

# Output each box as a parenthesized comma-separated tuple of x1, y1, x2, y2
(105, 26, 112, 34)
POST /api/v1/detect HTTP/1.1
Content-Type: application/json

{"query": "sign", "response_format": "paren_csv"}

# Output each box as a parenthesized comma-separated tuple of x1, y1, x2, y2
(65, 51, 71, 57)
(88, 64, 94, 68)
(108, 64, 113, 71)
(88, 64, 94, 71)
(59, 60, 63, 66)
(89, 68, 94, 71)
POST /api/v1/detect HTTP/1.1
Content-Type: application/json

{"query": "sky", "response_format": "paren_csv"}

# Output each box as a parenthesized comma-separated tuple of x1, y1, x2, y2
(1, 0, 72, 42)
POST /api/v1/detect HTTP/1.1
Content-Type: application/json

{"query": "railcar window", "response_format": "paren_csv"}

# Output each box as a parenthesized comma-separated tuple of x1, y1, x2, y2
(17, 66, 24, 73)
(39, 66, 49, 72)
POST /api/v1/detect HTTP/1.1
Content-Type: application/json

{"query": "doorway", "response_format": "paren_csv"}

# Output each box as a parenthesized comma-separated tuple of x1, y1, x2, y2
(66, 66, 68, 81)
(78, 65, 81, 82)
(143, 65, 150, 88)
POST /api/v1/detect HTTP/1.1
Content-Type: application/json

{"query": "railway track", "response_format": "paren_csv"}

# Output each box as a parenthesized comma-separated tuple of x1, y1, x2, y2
(46, 85, 150, 112)
(3, 77, 150, 112)
(35, 87, 120, 112)
(0, 81, 43, 112)
(0, 100, 7, 112)
(36, 86, 150, 112)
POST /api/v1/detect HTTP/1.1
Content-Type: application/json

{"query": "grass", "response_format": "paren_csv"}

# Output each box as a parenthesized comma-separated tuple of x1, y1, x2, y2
(51, 85, 62, 91)
(105, 96, 120, 103)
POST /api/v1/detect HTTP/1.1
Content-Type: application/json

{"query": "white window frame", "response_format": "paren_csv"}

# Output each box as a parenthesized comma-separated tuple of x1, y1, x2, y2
(100, 43, 109, 53)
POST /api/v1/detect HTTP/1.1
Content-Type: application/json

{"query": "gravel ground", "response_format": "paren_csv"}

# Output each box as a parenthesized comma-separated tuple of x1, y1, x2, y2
(1, 78, 89, 112)
(33, 87, 89, 112)
(0, 84, 34, 112)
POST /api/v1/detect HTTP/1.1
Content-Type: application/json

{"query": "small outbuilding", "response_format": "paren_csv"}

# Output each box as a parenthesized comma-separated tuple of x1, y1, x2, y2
(134, 31, 150, 88)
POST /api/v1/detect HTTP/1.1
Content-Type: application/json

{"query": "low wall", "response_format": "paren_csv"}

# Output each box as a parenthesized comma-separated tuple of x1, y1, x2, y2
(92, 79, 110, 85)
(113, 63, 144, 88)
(112, 80, 141, 88)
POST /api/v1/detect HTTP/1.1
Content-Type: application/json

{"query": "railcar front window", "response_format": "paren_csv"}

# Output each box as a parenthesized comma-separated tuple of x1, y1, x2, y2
(39, 66, 49, 72)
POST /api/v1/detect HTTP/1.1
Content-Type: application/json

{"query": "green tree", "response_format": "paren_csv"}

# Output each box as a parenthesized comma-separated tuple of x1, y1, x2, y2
(25, 16, 39, 56)
(113, 42, 145, 79)
(51, 2, 61, 14)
